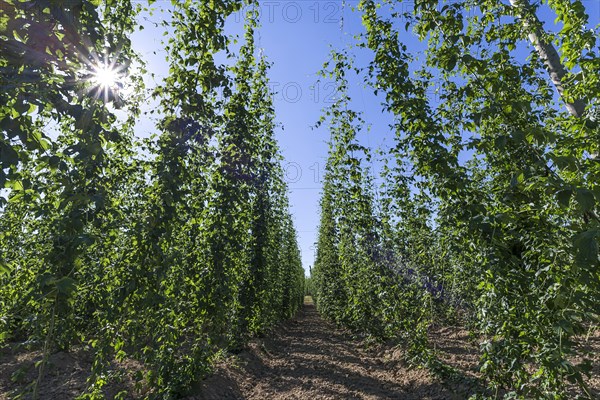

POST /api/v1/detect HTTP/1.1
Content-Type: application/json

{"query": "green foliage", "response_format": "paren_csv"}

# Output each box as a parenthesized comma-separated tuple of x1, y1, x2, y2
(312, 50, 434, 363)
(2, 0, 598, 399)
(333, 0, 599, 398)
(0, 1, 304, 398)
(312, 0, 598, 398)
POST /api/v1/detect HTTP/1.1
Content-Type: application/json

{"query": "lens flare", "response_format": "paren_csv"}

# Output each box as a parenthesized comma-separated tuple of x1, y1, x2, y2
(92, 63, 120, 89)
(85, 58, 126, 104)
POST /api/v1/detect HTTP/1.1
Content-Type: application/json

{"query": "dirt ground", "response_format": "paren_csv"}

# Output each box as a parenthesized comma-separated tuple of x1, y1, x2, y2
(196, 301, 599, 400)
(195, 302, 480, 400)
(0, 346, 146, 400)
(1, 298, 598, 399)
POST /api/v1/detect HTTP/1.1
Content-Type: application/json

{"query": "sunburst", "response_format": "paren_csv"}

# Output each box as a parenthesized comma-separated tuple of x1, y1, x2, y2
(85, 54, 126, 103)
(92, 63, 120, 90)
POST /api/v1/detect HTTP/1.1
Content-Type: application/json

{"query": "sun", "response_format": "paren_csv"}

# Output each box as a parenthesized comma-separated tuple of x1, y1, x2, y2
(91, 63, 121, 90)
(84, 57, 127, 104)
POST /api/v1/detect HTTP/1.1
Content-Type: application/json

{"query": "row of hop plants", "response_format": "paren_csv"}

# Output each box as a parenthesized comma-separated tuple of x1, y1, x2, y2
(313, 1, 599, 399)
(0, 1, 304, 398)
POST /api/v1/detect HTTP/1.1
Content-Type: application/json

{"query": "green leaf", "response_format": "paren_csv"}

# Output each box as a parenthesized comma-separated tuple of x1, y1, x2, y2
(0, 260, 9, 276)
(0, 14, 9, 31)
(55, 277, 77, 296)
(9, 181, 23, 191)
(0, 144, 19, 167)
(510, 172, 523, 187)
(445, 53, 458, 71)
(556, 189, 572, 208)
(574, 229, 599, 264)
(12, 29, 25, 43)
(39, 138, 51, 151)
(494, 136, 507, 151)
(575, 188, 595, 212)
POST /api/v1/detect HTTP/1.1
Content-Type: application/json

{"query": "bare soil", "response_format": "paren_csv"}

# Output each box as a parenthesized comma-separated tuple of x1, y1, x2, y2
(0, 346, 147, 400)
(195, 303, 480, 400)
(196, 302, 599, 400)
(1, 299, 597, 399)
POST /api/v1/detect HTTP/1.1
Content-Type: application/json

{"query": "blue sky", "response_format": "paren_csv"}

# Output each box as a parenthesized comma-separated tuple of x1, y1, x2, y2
(128, 1, 599, 275)
(248, 2, 377, 272)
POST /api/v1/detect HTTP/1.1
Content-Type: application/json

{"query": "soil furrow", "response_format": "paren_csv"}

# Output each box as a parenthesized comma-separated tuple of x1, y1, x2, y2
(197, 303, 465, 400)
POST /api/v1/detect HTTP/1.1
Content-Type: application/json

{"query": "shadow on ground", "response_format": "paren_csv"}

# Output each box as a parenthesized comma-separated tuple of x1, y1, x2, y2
(195, 304, 479, 400)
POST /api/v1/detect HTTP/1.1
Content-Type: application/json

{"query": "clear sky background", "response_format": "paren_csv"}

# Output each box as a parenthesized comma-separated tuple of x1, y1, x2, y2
(128, 1, 599, 275)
